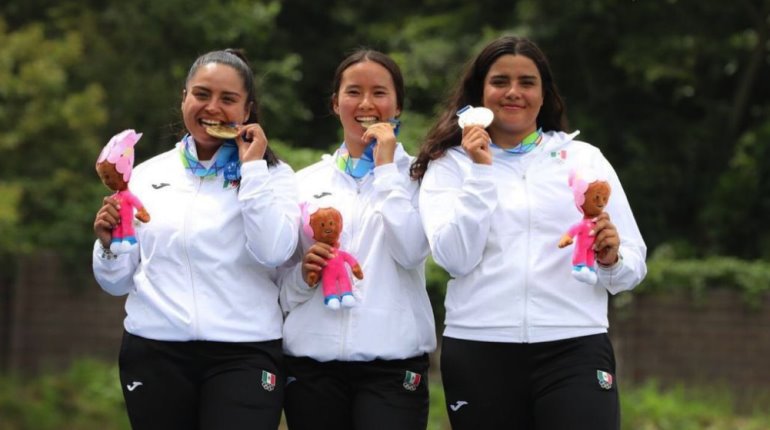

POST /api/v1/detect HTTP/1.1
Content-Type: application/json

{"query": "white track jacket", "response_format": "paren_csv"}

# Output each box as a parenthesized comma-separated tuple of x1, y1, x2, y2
(279, 144, 437, 362)
(419, 131, 647, 344)
(93, 141, 300, 342)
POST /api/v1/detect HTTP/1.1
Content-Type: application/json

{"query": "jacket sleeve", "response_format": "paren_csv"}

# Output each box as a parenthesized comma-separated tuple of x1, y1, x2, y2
(277, 242, 317, 313)
(419, 154, 498, 277)
(372, 162, 429, 269)
(91, 240, 140, 296)
(594, 155, 648, 294)
(238, 160, 301, 268)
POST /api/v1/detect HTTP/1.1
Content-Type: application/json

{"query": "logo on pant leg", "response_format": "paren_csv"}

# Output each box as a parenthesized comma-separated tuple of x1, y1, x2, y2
(402, 370, 422, 391)
(597, 370, 614, 390)
(261, 371, 276, 391)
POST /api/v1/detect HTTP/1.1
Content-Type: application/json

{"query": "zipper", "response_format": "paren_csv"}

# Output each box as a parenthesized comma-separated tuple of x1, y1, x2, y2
(339, 175, 366, 359)
(522, 171, 531, 343)
(182, 177, 204, 339)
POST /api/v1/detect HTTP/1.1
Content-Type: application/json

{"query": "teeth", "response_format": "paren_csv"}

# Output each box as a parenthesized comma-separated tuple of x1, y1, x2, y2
(357, 117, 379, 128)
(201, 119, 223, 126)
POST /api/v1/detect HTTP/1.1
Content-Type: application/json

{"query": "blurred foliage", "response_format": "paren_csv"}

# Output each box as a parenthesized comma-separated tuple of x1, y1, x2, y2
(621, 380, 770, 430)
(0, 359, 129, 430)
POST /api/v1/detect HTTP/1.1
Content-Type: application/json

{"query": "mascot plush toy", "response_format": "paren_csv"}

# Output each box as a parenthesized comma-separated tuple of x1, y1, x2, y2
(558, 168, 611, 285)
(303, 205, 363, 310)
(96, 129, 150, 254)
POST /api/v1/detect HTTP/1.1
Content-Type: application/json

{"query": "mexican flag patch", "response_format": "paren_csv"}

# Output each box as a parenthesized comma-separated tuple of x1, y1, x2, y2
(261, 370, 276, 392)
(402, 370, 422, 391)
(597, 370, 613, 390)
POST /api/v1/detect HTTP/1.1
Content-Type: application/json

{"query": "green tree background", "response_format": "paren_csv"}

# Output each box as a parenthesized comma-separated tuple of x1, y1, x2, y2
(1, 0, 769, 278)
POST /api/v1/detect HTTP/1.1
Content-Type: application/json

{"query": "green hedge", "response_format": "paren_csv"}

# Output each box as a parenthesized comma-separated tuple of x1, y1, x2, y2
(639, 256, 770, 308)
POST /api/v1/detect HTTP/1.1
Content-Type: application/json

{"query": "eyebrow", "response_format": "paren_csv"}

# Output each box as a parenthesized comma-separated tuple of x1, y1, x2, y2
(342, 84, 391, 91)
(488, 74, 539, 81)
(191, 85, 244, 98)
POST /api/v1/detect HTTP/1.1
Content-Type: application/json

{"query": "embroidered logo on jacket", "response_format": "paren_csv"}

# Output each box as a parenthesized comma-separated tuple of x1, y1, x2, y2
(550, 150, 567, 162)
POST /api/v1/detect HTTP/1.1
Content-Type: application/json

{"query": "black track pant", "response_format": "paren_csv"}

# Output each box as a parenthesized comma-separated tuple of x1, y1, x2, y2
(441, 333, 619, 430)
(118, 331, 284, 430)
(283, 354, 430, 430)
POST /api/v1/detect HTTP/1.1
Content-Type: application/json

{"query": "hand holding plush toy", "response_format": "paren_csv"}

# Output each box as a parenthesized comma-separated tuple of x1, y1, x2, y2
(558, 168, 611, 285)
(96, 129, 150, 254)
(303, 205, 363, 310)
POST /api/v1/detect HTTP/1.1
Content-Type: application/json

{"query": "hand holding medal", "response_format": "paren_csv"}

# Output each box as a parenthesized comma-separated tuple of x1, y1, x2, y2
(457, 105, 494, 165)
(361, 118, 400, 167)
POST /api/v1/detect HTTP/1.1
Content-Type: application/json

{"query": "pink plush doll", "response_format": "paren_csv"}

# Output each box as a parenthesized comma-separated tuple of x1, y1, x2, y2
(302, 204, 364, 310)
(558, 168, 611, 285)
(95, 129, 150, 254)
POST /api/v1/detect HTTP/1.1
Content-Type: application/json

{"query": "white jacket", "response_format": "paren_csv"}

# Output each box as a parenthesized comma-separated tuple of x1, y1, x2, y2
(419, 131, 647, 344)
(279, 144, 437, 361)
(92, 141, 300, 342)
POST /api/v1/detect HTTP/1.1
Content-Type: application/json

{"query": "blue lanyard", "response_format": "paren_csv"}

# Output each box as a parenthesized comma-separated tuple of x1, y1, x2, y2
(180, 134, 241, 181)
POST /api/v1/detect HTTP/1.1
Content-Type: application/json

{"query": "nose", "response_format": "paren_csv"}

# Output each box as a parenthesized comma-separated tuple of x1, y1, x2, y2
(359, 92, 374, 109)
(204, 97, 221, 112)
(505, 84, 521, 99)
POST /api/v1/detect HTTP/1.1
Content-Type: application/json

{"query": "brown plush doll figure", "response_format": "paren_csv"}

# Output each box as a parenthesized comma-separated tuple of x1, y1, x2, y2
(305, 207, 363, 310)
(558, 168, 611, 285)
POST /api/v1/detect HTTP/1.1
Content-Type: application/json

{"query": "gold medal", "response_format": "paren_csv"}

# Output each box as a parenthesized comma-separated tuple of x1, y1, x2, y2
(205, 124, 239, 139)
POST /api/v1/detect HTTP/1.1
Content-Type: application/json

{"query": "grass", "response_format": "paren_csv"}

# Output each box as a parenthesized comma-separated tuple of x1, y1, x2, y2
(1, 360, 769, 429)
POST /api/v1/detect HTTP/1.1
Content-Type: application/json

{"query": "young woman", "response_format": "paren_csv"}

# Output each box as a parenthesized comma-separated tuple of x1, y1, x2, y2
(411, 36, 647, 429)
(279, 49, 436, 430)
(92, 49, 299, 429)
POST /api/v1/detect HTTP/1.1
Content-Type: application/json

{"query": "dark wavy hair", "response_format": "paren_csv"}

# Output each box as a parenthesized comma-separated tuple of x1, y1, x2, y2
(184, 48, 279, 167)
(410, 36, 568, 181)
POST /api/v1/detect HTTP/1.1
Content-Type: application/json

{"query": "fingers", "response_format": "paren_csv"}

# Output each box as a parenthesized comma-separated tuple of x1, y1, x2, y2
(94, 196, 120, 247)
(236, 124, 268, 162)
(364, 123, 397, 166)
(461, 126, 492, 165)
(591, 213, 620, 265)
(302, 243, 333, 270)
(362, 122, 397, 145)
(302, 242, 335, 286)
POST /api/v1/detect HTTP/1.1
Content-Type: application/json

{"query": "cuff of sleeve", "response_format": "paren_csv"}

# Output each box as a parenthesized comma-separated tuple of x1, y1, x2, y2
(373, 162, 399, 178)
(469, 163, 494, 180)
(240, 159, 269, 179)
(238, 160, 270, 199)
(93, 240, 118, 261)
(373, 163, 403, 191)
(598, 252, 623, 271)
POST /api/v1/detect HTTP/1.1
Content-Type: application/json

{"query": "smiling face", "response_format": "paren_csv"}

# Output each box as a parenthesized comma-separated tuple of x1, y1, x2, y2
(96, 161, 127, 192)
(181, 63, 251, 160)
(332, 60, 400, 153)
(310, 207, 343, 247)
(582, 181, 611, 217)
(483, 54, 544, 148)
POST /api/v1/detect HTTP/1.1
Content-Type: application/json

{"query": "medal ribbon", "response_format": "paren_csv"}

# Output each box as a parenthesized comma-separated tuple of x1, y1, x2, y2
(179, 134, 241, 181)
(491, 128, 543, 154)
